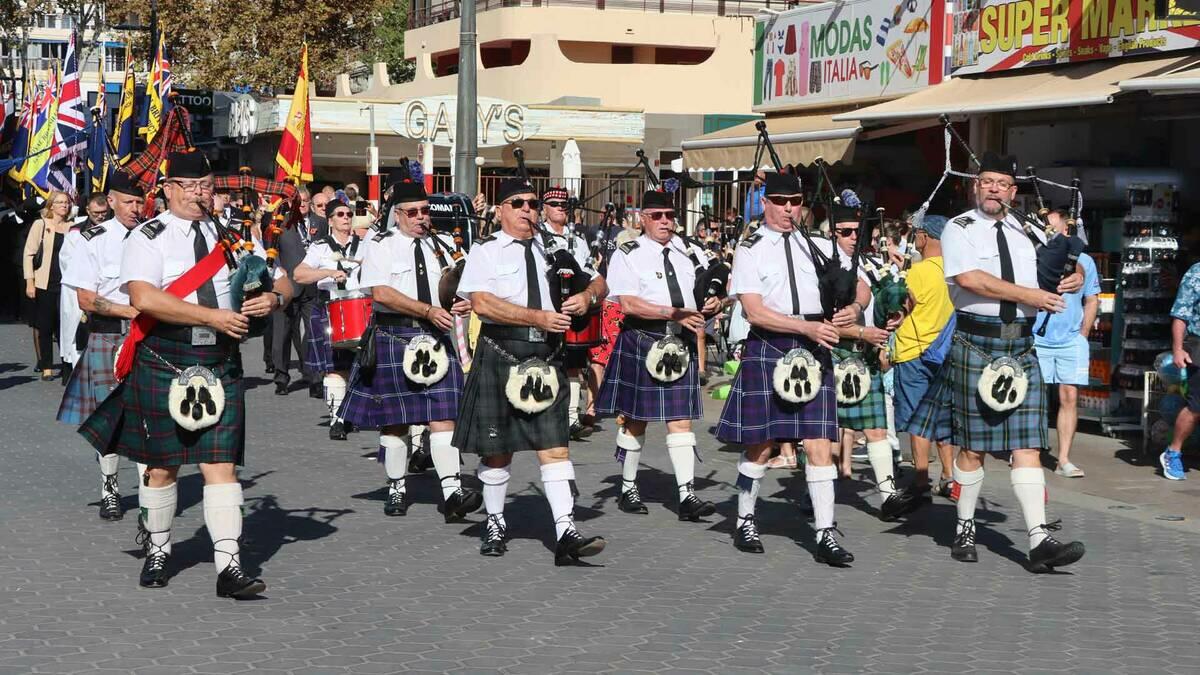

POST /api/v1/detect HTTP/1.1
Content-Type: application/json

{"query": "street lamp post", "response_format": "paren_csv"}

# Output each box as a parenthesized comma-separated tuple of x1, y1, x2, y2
(453, 0, 478, 196)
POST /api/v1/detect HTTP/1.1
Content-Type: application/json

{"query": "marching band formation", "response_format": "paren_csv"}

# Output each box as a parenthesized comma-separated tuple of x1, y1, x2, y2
(56, 134, 1091, 600)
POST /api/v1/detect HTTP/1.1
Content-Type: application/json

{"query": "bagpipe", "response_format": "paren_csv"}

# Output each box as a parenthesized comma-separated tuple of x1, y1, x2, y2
(213, 166, 302, 272)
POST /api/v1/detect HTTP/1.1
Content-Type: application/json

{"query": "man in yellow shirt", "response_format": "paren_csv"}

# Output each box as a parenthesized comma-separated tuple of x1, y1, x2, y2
(892, 215, 957, 503)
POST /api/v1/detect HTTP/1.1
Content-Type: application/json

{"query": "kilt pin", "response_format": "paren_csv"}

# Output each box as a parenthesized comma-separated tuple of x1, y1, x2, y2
(595, 328, 703, 422)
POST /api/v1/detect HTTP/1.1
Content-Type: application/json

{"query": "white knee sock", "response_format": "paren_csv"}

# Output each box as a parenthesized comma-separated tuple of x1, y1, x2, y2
(1010, 467, 1049, 550)
(541, 461, 577, 539)
(323, 374, 347, 421)
(866, 439, 897, 499)
(617, 429, 643, 492)
(98, 453, 119, 498)
(666, 432, 697, 500)
(381, 434, 409, 492)
(807, 463, 837, 530)
(139, 483, 176, 555)
(203, 482, 244, 574)
(478, 465, 510, 529)
(410, 424, 427, 452)
(568, 380, 581, 427)
(736, 455, 767, 519)
(953, 462, 985, 534)
(429, 431, 461, 500)
(135, 463, 148, 496)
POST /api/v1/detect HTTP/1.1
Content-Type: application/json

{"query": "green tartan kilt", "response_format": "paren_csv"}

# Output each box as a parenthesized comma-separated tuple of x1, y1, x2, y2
(832, 342, 887, 432)
(79, 334, 246, 467)
(947, 329, 1047, 452)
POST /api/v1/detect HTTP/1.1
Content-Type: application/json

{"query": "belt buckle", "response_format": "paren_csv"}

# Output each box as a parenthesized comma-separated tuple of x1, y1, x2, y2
(120, 319, 131, 334)
(665, 322, 681, 337)
(191, 327, 217, 346)
(527, 328, 546, 343)
(999, 322, 1021, 340)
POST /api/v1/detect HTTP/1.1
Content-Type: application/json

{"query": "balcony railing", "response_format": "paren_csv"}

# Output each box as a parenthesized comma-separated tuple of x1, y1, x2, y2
(410, 0, 791, 29)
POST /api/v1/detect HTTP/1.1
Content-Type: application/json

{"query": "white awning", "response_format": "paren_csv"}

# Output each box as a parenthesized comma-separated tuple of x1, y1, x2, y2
(1120, 62, 1200, 93)
(681, 112, 860, 173)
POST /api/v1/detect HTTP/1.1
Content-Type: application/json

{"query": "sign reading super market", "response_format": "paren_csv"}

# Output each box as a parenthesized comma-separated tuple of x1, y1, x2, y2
(754, 0, 936, 112)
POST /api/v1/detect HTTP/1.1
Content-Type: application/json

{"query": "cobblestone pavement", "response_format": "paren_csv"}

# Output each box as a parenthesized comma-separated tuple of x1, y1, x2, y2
(1, 325, 1198, 674)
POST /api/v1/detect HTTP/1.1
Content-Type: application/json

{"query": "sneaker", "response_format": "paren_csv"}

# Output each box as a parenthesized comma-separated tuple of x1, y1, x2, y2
(1054, 462, 1085, 478)
(1160, 450, 1186, 481)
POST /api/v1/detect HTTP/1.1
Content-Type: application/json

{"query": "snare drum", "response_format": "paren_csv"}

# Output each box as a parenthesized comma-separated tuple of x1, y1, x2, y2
(327, 290, 373, 350)
(565, 311, 603, 348)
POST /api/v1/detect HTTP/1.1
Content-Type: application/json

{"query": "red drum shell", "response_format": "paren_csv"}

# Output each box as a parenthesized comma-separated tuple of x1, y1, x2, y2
(565, 311, 603, 347)
(327, 291, 374, 350)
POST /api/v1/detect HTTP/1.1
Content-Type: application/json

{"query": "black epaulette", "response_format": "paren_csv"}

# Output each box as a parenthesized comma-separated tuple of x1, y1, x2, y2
(476, 233, 497, 244)
(619, 240, 639, 254)
(739, 233, 763, 249)
(80, 223, 107, 241)
(953, 215, 974, 228)
(139, 219, 166, 240)
(372, 229, 393, 243)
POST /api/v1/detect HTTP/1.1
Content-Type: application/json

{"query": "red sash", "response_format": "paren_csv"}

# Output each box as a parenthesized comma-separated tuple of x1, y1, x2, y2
(114, 247, 230, 381)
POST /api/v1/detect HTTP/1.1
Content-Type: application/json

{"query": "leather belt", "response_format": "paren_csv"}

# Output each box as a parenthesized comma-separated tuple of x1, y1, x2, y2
(955, 312, 1033, 339)
(88, 316, 128, 334)
(149, 323, 235, 346)
(375, 312, 435, 330)
(481, 323, 550, 343)
(621, 317, 683, 335)
(749, 326, 822, 342)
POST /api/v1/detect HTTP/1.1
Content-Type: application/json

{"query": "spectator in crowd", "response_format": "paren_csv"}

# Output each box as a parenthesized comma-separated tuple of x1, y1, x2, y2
(742, 171, 766, 223)
(23, 191, 73, 381)
(1162, 248, 1200, 480)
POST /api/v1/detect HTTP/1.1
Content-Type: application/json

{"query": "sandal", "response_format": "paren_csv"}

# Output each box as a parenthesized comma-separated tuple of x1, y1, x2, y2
(766, 455, 798, 470)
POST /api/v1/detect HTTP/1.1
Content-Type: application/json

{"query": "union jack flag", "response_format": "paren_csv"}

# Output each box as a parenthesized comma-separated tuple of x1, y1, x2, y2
(52, 30, 87, 162)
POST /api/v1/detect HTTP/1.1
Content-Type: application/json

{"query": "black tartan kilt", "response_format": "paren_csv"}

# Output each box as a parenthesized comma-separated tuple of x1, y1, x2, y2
(79, 335, 246, 467)
(451, 336, 569, 457)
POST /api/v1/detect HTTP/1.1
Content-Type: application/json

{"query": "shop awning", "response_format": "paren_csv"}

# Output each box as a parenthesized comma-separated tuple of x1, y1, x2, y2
(1120, 62, 1200, 93)
(832, 54, 1200, 123)
(681, 112, 860, 173)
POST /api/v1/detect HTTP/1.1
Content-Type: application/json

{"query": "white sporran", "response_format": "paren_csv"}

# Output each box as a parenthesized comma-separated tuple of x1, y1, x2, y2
(834, 356, 871, 405)
(772, 348, 821, 404)
(403, 334, 449, 386)
(646, 335, 690, 383)
(977, 355, 1029, 412)
(167, 365, 225, 432)
(505, 358, 560, 414)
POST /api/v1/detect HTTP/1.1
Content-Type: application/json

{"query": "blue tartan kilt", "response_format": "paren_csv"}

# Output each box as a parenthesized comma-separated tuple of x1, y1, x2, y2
(831, 343, 887, 432)
(595, 329, 702, 422)
(57, 331, 122, 425)
(79, 335, 246, 467)
(945, 322, 1047, 452)
(338, 324, 463, 430)
(305, 303, 356, 374)
(716, 330, 838, 445)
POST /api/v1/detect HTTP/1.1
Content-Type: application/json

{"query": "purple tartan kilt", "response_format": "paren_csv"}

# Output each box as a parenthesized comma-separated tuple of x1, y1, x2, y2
(305, 304, 356, 374)
(337, 324, 463, 430)
(57, 331, 122, 425)
(595, 329, 702, 422)
(716, 331, 838, 445)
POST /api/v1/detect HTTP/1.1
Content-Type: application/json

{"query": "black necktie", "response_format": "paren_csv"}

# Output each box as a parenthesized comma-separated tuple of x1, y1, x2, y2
(782, 232, 801, 316)
(191, 221, 219, 309)
(413, 238, 432, 305)
(662, 248, 685, 309)
(520, 240, 542, 310)
(995, 222, 1016, 322)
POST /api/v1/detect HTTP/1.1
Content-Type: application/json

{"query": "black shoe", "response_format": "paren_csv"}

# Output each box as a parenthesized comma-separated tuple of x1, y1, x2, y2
(216, 564, 267, 599)
(677, 488, 716, 522)
(309, 383, 323, 399)
(265, 363, 275, 374)
(274, 381, 289, 396)
(383, 481, 408, 516)
(554, 528, 607, 566)
(408, 447, 433, 474)
(1027, 523, 1085, 573)
(813, 526, 855, 567)
(734, 515, 765, 553)
(938, 479, 956, 501)
(99, 475, 123, 521)
(60, 364, 71, 386)
(879, 481, 921, 522)
(329, 421, 347, 441)
(480, 515, 508, 557)
(951, 518, 978, 562)
(443, 486, 483, 523)
(137, 530, 170, 589)
(569, 421, 593, 440)
(617, 484, 648, 514)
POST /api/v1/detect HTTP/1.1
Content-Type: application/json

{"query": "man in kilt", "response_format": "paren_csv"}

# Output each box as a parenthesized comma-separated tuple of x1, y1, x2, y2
(715, 173, 859, 565)
(337, 180, 482, 522)
(937, 152, 1085, 572)
(454, 178, 607, 565)
(57, 172, 148, 521)
(597, 190, 720, 523)
(293, 198, 364, 441)
(79, 150, 292, 598)
(828, 204, 919, 522)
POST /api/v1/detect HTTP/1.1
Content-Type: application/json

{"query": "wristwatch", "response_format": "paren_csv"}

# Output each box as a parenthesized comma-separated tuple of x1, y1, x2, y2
(271, 290, 285, 307)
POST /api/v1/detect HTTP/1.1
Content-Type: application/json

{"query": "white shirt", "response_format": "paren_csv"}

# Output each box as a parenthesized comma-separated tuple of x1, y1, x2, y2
(62, 217, 137, 304)
(837, 246, 882, 329)
(359, 228, 455, 313)
(607, 234, 709, 311)
(457, 229, 598, 319)
(730, 226, 830, 317)
(301, 232, 366, 294)
(942, 208, 1044, 318)
(543, 223, 593, 274)
(120, 211, 234, 310)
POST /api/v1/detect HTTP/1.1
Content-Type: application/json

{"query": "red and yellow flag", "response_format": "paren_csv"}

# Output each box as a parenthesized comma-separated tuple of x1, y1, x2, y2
(275, 43, 313, 183)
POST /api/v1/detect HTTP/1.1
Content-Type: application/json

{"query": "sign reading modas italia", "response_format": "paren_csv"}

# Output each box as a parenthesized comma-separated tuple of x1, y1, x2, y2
(951, 0, 1200, 74)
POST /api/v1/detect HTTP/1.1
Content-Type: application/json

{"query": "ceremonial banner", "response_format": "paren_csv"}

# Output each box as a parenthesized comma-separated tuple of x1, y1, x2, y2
(20, 80, 59, 197)
(144, 32, 173, 142)
(950, 0, 1200, 74)
(114, 47, 137, 165)
(275, 43, 313, 183)
(89, 61, 110, 194)
(53, 30, 86, 161)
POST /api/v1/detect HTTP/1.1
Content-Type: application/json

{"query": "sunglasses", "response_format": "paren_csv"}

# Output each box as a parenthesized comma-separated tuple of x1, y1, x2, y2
(331, 210, 352, 218)
(644, 210, 675, 221)
(505, 198, 540, 210)
(835, 228, 859, 237)
(767, 195, 804, 207)
(402, 205, 431, 217)
(543, 200, 568, 209)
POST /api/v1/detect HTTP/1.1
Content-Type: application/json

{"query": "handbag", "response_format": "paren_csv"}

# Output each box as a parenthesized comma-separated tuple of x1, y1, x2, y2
(357, 316, 378, 377)
(31, 221, 46, 271)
